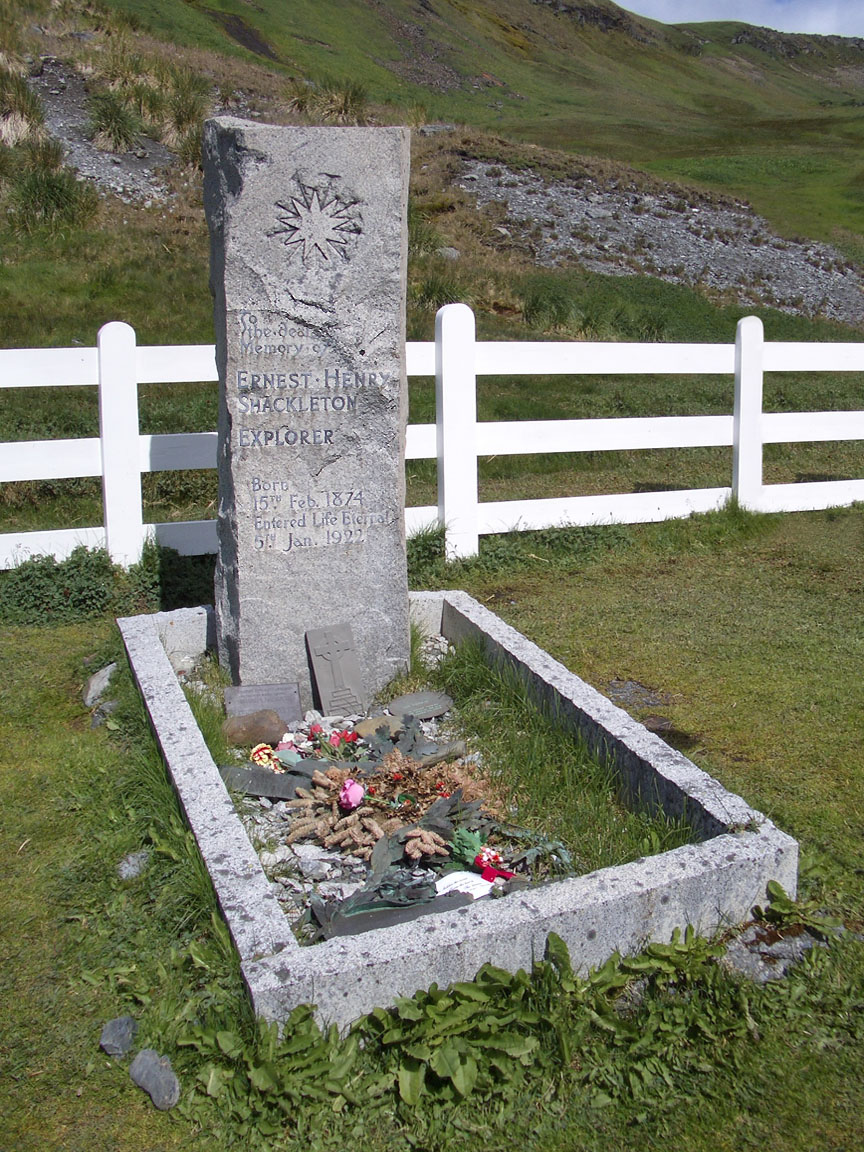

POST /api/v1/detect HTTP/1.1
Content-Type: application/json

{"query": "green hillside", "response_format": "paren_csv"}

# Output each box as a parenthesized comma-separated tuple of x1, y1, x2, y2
(92, 0, 864, 244)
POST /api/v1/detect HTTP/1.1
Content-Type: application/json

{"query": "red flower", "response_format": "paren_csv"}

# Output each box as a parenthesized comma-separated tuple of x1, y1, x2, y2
(391, 772, 403, 781)
(309, 723, 323, 736)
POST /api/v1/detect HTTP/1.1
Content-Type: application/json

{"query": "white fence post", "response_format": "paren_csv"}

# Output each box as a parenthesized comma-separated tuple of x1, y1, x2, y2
(732, 315, 764, 511)
(98, 321, 145, 566)
(436, 303, 479, 559)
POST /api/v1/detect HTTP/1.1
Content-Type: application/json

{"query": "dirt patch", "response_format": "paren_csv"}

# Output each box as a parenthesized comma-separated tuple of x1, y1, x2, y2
(202, 9, 281, 63)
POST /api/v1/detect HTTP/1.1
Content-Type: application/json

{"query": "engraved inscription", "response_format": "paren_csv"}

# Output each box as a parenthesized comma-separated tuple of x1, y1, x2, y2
(269, 180, 362, 265)
(238, 313, 320, 357)
(248, 479, 389, 552)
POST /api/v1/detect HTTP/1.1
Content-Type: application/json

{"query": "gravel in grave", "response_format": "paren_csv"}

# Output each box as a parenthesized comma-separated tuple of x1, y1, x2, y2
(234, 633, 480, 934)
(237, 706, 460, 932)
(458, 159, 864, 327)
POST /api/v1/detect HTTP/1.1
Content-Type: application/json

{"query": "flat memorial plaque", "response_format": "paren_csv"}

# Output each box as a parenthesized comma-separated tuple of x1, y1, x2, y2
(219, 763, 308, 800)
(306, 624, 365, 715)
(224, 683, 302, 727)
(387, 690, 453, 720)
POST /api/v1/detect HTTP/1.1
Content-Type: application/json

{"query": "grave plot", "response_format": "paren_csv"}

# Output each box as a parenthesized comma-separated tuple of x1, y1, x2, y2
(119, 591, 798, 1030)
(209, 641, 695, 946)
(117, 122, 796, 1028)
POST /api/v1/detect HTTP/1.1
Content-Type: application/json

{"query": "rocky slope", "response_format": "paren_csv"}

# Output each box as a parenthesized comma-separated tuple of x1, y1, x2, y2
(459, 159, 864, 326)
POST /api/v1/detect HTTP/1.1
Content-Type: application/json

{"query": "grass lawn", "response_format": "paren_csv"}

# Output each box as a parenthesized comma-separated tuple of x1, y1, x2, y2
(2, 503, 863, 1150)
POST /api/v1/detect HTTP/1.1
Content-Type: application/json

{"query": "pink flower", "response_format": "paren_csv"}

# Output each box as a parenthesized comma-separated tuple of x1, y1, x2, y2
(476, 845, 504, 868)
(339, 778, 365, 810)
(276, 740, 296, 751)
(329, 732, 342, 748)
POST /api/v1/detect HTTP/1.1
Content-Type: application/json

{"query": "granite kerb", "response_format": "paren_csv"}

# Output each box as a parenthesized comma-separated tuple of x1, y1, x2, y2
(117, 590, 798, 1031)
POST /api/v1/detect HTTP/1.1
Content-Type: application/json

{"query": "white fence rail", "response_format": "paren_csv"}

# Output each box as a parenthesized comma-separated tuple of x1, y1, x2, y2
(2, 303, 864, 568)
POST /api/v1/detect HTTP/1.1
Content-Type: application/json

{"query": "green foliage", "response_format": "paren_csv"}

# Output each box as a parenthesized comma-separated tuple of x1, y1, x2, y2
(285, 75, 369, 125)
(520, 279, 575, 330)
(167, 70, 210, 134)
(0, 545, 116, 623)
(0, 541, 214, 623)
(3, 615, 864, 1149)
(410, 268, 467, 312)
(407, 203, 441, 257)
(179, 1009, 357, 1148)
(406, 522, 446, 585)
(357, 964, 545, 1106)
(450, 826, 484, 866)
(176, 122, 203, 169)
(19, 133, 64, 171)
(407, 519, 636, 588)
(754, 879, 844, 940)
(0, 65, 43, 124)
(316, 77, 368, 125)
(431, 638, 694, 873)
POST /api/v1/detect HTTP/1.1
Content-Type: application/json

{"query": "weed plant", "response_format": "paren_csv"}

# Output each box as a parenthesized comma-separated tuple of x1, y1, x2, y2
(285, 75, 369, 125)
(2, 131, 99, 233)
(0, 64, 42, 125)
(0, 540, 215, 623)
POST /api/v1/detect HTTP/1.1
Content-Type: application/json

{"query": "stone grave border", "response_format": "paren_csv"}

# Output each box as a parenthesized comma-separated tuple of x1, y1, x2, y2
(118, 591, 798, 1030)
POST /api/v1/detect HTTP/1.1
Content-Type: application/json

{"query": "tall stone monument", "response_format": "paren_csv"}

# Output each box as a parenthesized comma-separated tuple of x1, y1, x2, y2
(203, 120, 410, 709)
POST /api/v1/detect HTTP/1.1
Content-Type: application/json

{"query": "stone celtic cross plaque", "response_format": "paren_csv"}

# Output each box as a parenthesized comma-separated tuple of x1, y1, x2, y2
(203, 120, 411, 708)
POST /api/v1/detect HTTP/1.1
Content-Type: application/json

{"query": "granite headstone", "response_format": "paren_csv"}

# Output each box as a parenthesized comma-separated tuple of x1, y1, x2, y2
(203, 120, 411, 709)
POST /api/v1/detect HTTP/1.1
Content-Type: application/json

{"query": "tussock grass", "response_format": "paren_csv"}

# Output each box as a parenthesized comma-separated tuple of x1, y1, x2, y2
(7, 163, 99, 232)
(88, 87, 141, 151)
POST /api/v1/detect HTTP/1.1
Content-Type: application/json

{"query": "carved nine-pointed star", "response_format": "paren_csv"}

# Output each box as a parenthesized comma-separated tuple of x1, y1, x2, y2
(272, 188, 358, 263)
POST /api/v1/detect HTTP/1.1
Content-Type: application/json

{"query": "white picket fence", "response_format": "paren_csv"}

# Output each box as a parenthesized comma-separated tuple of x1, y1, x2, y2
(2, 302, 864, 569)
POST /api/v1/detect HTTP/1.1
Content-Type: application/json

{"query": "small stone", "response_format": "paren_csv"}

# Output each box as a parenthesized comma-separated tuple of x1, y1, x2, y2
(222, 709, 285, 746)
(292, 843, 329, 862)
(90, 699, 119, 728)
(721, 924, 819, 983)
(299, 859, 331, 881)
(100, 1015, 138, 1057)
(129, 1049, 181, 1110)
(318, 880, 364, 900)
(118, 849, 150, 880)
(83, 662, 117, 707)
(436, 246, 460, 260)
(353, 714, 405, 740)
